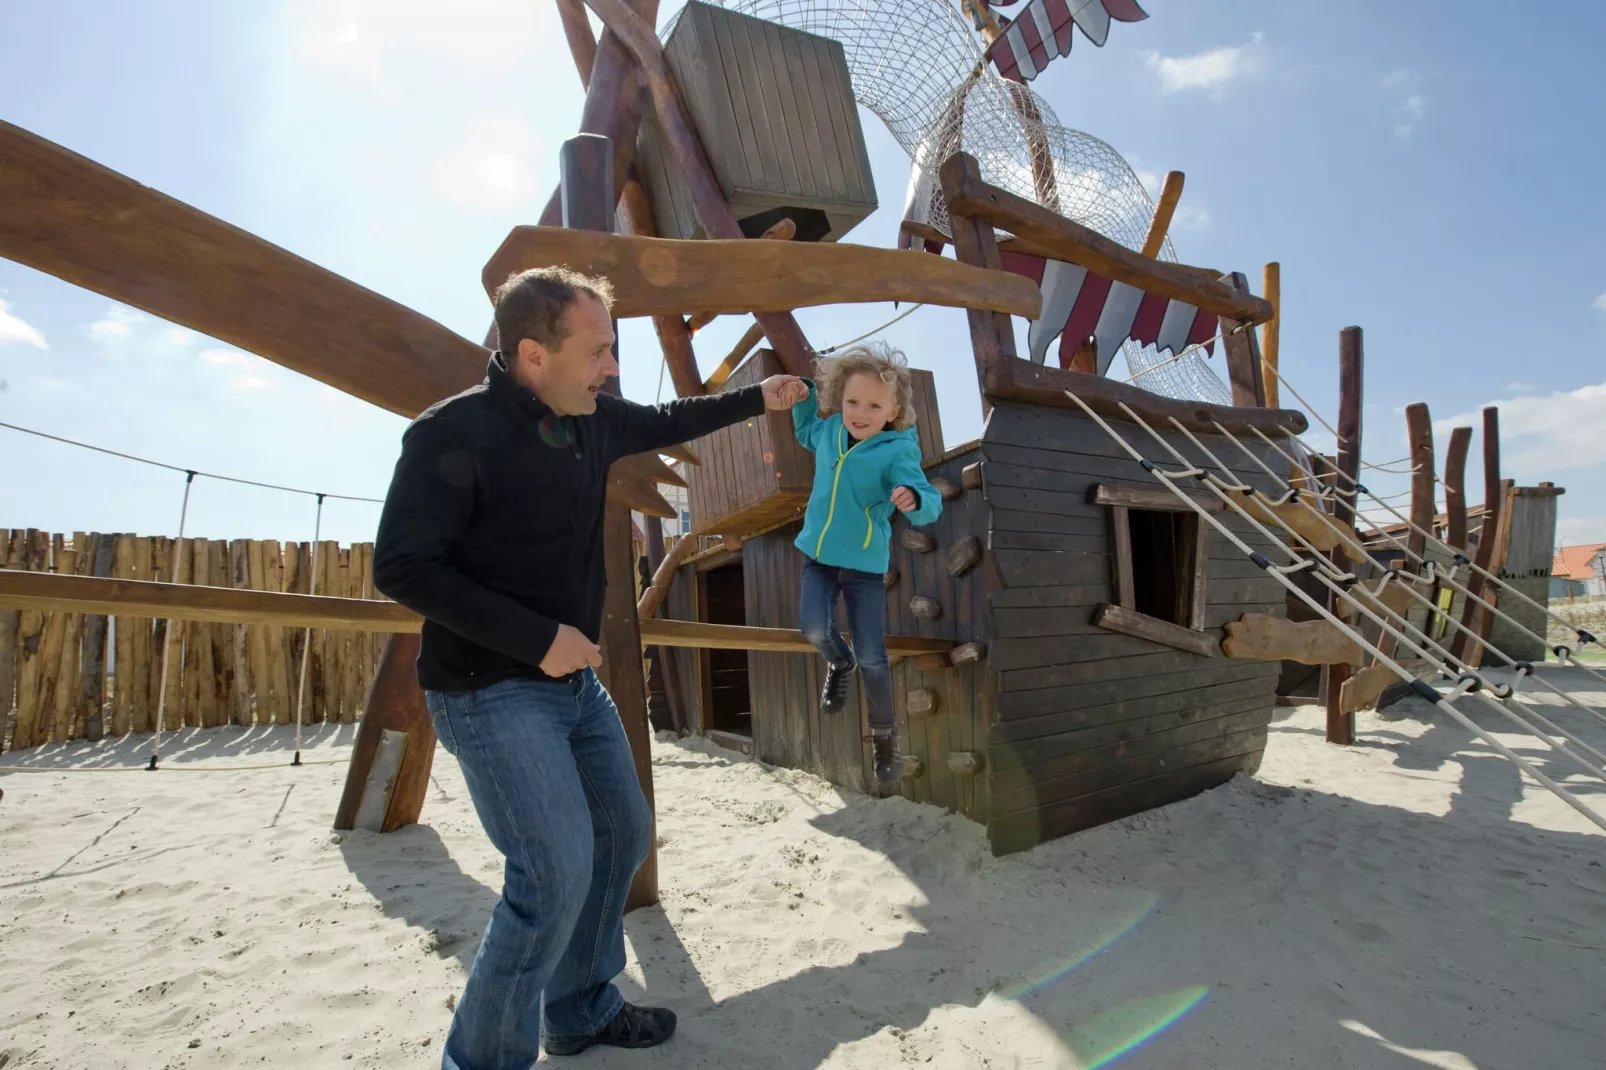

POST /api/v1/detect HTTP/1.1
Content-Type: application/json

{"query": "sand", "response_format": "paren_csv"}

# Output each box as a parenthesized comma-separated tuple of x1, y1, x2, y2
(2, 666, 1603, 1069)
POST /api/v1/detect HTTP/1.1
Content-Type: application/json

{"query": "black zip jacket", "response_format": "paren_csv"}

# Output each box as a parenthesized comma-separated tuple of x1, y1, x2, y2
(372, 353, 765, 692)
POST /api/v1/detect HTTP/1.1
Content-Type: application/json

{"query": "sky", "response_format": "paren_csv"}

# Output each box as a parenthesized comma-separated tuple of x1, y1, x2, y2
(2, 0, 1603, 552)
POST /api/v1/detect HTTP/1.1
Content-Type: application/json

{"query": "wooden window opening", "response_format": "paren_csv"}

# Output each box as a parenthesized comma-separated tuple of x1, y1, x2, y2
(1092, 483, 1219, 658)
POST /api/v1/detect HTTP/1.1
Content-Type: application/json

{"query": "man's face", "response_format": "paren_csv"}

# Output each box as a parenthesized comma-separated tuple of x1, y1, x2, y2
(518, 295, 618, 416)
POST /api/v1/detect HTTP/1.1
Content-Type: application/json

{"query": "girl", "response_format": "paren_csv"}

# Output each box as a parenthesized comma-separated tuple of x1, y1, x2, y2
(790, 342, 942, 783)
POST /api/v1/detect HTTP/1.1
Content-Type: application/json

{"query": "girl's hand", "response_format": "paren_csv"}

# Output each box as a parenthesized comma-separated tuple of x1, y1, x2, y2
(891, 486, 918, 513)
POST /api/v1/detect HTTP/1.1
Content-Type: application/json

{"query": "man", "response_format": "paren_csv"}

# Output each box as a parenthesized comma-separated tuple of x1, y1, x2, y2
(373, 266, 808, 1068)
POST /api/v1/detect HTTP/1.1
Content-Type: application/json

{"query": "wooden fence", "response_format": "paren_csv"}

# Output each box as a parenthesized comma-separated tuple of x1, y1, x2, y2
(1, 528, 389, 750)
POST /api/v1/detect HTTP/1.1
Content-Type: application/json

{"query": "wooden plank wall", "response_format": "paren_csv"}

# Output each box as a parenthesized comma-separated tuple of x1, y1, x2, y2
(645, 1, 877, 242)
(976, 404, 1287, 854)
(1, 530, 387, 751)
(1487, 488, 1560, 663)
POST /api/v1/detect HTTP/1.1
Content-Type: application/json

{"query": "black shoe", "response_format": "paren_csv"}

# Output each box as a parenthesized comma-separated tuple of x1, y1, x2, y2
(872, 729, 900, 783)
(821, 659, 855, 714)
(545, 1002, 677, 1056)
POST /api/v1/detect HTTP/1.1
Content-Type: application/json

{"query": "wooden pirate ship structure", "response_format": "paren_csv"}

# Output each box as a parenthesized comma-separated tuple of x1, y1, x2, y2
(6, 0, 1594, 897)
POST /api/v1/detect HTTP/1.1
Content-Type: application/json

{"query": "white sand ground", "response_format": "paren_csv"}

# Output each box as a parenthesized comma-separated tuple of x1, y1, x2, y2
(2, 667, 1603, 1069)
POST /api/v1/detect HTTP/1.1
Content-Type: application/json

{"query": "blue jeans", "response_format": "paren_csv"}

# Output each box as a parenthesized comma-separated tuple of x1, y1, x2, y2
(424, 671, 653, 1069)
(798, 558, 894, 730)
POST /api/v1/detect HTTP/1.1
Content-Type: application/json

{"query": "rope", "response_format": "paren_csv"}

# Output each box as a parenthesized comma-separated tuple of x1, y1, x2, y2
(292, 494, 326, 767)
(147, 471, 196, 771)
(0, 757, 350, 774)
(1060, 388, 1606, 832)
(817, 303, 925, 355)
(0, 420, 383, 504)
(1119, 330, 1225, 386)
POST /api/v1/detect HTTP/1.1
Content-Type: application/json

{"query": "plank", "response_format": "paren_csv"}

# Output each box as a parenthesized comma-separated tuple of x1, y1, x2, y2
(1001, 645, 1271, 694)
(1092, 483, 1223, 513)
(993, 672, 1278, 751)
(992, 549, 1108, 588)
(80, 534, 114, 741)
(987, 630, 1186, 672)
(1218, 273, 1268, 407)
(1093, 603, 1221, 658)
(1221, 612, 1367, 665)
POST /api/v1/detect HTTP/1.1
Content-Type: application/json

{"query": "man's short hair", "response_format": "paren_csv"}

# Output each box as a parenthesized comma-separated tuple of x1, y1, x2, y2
(491, 267, 615, 353)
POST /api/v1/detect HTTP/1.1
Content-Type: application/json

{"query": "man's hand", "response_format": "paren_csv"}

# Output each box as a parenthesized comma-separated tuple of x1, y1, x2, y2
(540, 624, 603, 677)
(760, 374, 809, 411)
(891, 486, 918, 513)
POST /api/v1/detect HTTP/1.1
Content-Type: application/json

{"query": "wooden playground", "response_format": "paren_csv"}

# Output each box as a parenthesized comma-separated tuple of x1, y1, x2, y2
(6, 0, 1605, 912)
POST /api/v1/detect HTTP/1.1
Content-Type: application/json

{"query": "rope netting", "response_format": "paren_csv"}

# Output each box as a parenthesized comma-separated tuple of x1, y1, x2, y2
(707, 0, 1231, 404)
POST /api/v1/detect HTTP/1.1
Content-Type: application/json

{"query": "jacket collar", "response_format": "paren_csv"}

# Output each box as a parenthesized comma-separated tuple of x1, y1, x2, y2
(487, 351, 557, 421)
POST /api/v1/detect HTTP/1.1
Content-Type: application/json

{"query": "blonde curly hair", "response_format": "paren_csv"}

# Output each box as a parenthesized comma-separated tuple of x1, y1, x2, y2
(812, 341, 917, 432)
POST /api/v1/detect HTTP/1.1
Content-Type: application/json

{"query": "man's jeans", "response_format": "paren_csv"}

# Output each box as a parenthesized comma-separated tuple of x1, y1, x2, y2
(425, 670, 652, 1069)
(798, 558, 894, 730)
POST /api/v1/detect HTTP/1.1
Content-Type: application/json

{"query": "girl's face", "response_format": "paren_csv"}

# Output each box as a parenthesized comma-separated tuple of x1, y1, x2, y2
(841, 371, 900, 441)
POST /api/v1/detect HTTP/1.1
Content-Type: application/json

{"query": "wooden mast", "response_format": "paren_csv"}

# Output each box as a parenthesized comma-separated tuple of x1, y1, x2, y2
(1324, 326, 1364, 745)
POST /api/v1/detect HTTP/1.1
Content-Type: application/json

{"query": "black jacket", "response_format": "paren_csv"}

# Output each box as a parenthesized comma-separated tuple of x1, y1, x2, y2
(372, 353, 765, 692)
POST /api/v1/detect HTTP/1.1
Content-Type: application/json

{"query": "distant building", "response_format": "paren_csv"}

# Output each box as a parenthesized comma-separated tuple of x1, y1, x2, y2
(1552, 541, 1606, 598)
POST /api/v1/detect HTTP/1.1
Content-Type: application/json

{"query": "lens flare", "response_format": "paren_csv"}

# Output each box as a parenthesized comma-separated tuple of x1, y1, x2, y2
(538, 415, 573, 448)
(1065, 986, 1210, 1068)
(998, 893, 1160, 1002)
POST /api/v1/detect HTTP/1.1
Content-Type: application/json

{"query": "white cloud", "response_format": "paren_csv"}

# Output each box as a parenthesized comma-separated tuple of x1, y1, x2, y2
(1435, 380, 1606, 478)
(0, 299, 48, 350)
(1382, 68, 1427, 139)
(87, 305, 143, 342)
(199, 347, 252, 367)
(1505, 381, 1539, 394)
(1144, 34, 1263, 96)
(166, 326, 199, 346)
(1559, 516, 1606, 546)
(233, 375, 272, 390)
(1592, 291, 1606, 312)
(428, 113, 545, 214)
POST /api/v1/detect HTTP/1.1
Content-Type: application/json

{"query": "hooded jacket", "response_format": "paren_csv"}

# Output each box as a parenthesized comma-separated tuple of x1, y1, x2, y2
(790, 380, 942, 574)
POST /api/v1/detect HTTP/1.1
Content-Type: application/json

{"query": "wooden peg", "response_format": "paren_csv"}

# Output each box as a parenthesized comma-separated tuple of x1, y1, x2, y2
(961, 462, 982, 490)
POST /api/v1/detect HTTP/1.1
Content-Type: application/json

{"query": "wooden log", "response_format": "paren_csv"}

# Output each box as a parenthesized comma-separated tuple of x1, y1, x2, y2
(947, 750, 984, 776)
(228, 539, 252, 726)
(181, 538, 206, 727)
(982, 359, 1309, 435)
(642, 518, 688, 735)
(1223, 613, 1365, 666)
(929, 477, 961, 502)
(909, 596, 943, 622)
(1404, 402, 1436, 564)
(907, 687, 940, 717)
(341, 548, 364, 722)
(245, 540, 274, 725)
(1219, 274, 1268, 408)
(950, 641, 986, 667)
(683, 217, 798, 334)
(0, 531, 20, 747)
(81, 534, 114, 741)
(335, 633, 436, 832)
(35, 534, 72, 742)
(1443, 426, 1473, 551)
(0, 121, 487, 421)
(1092, 603, 1220, 659)
(616, 175, 707, 400)
(1139, 171, 1185, 258)
(939, 152, 1273, 325)
(156, 536, 190, 731)
(638, 617, 951, 657)
(482, 227, 1040, 322)
(1452, 407, 1501, 664)
(946, 536, 982, 578)
(1324, 326, 1365, 744)
(902, 530, 936, 554)
(703, 322, 766, 393)
(108, 533, 135, 737)
(961, 463, 982, 490)
(207, 540, 234, 726)
(940, 154, 1016, 409)
(14, 529, 53, 748)
(128, 535, 158, 732)
(637, 527, 700, 618)
(1339, 663, 1397, 715)
(262, 540, 292, 725)
(317, 540, 342, 722)
(1260, 262, 1280, 409)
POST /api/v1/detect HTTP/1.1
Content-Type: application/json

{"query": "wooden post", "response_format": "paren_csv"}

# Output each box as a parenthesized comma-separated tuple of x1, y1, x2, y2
(333, 633, 436, 832)
(579, 0, 818, 380)
(1452, 407, 1502, 665)
(1404, 403, 1436, 565)
(1140, 172, 1184, 258)
(81, 533, 113, 741)
(1219, 273, 1268, 408)
(1324, 327, 1363, 744)
(1443, 427, 1473, 551)
(940, 152, 1016, 414)
(564, 132, 659, 912)
(643, 518, 689, 735)
(1260, 262, 1280, 409)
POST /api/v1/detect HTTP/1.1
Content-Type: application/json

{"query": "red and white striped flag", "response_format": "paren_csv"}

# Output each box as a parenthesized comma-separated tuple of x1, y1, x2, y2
(985, 0, 1149, 84)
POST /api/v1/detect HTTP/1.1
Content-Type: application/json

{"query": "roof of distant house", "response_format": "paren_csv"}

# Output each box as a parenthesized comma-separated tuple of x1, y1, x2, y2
(1553, 542, 1606, 579)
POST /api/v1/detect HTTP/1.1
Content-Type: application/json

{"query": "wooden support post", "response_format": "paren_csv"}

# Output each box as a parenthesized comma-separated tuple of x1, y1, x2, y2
(579, 0, 817, 379)
(1324, 326, 1363, 744)
(1260, 262, 1280, 409)
(703, 322, 766, 393)
(1404, 403, 1436, 565)
(1443, 426, 1473, 551)
(1139, 172, 1184, 258)
(1219, 273, 1268, 408)
(940, 152, 1017, 415)
(334, 633, 435, 833)
(562, 133, 659, 912)
(643, 520, 688, 735)
(1452, 407, 1503, 667)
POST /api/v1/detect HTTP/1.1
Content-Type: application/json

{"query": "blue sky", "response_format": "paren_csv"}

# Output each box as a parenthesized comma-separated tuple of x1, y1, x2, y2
(2, 1, 1602, 551)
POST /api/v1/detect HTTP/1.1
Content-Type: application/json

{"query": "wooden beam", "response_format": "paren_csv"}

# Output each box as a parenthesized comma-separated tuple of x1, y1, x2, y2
(1139, 171, 1184, 258)
(0, 570, 422, 632)
(637, 529, 700, 618)
(1223, 613, 1367, 666)
(578, 0, 818, 378)
(684, 216, 798, 334)
(1091, 483, 1223, 513)
(1324, 325, 1365, 744)
(0, 120, 487, 420)
(638, 617, 952, 657)
(1219, 273, 1268, 408)
(986, 360, 1311, 434)
(333, 634, 434, 833)
(1452, 408, 1502, 664)
(1242, 497, 1354, 552)
(1092, 603, 1220, 659)
(1443, 426, 1473, 550)
(1404, 402, 1436, 564)
(643, 521, 688, 735)
(481, 227, 1040, 321)
(704, 323, 766, 392)
(940, 154, 1016, 416)
(939, 152, 1273, 325)
(1260, 262, 1281, 408)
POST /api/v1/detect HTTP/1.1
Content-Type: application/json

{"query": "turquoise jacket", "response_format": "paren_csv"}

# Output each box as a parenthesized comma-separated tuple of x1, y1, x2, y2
(791, 380, 942, 574)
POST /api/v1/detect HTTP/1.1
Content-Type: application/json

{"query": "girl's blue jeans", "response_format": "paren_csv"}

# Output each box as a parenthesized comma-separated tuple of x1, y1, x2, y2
(798, 557, 895, 731)
(424, 670, 652, 1069)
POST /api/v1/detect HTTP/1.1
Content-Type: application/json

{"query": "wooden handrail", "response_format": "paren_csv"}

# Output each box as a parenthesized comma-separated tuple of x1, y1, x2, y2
(638, 617, 952, 656)
(939, 152, 1273, 325)
(636, 531, 700, 618)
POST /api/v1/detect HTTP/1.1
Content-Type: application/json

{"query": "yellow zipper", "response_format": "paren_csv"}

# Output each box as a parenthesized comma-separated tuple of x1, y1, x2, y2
(815, 424, 865, 559)
(863, 505, 875, 549)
